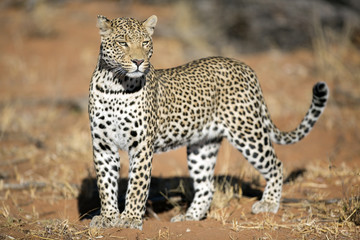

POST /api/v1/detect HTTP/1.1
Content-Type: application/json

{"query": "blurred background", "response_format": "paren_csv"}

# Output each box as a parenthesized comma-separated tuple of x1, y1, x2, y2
(1, 0, 359, 99)
(0, 0, 359, 235)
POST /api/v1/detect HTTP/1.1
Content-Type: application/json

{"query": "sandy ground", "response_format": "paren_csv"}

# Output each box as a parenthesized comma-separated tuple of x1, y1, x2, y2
(0, 1, 359, 239)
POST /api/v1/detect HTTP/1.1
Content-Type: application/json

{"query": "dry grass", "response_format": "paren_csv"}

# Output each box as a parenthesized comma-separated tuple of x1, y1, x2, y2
(208, 176, 242, 225)
(211, 177, 242, 210)
(340, 186, 360, 226)
(230, 207, 359, 239)
(312, 16, 360, 157)
(155, 227, 171, 240)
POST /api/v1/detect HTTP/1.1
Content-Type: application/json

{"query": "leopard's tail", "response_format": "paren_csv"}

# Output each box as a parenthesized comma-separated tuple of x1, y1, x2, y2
(262, 82, 329, 145)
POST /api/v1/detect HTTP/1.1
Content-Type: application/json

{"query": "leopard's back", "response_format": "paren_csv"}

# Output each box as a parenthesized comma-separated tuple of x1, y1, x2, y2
(152, 57, 260, 152)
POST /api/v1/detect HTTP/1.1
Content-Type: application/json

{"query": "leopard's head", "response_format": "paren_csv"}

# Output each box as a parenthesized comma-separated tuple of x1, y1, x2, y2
(96, 15, 157, 79)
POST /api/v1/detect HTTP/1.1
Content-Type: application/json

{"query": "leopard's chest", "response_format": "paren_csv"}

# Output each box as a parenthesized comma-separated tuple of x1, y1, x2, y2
(90, 87, 147, 151)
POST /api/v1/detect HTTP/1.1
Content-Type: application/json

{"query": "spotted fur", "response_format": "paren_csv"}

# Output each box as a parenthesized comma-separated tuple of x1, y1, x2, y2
(88, 15, 329, 230)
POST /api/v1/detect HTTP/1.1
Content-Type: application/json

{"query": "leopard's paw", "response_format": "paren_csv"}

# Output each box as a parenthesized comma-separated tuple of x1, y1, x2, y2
(170, 214, 198, 222)
(119, 216, 143, 230)
(251, 200, 279, 214)
(90, 214, 143, 230)
(89, 214, 121, 228)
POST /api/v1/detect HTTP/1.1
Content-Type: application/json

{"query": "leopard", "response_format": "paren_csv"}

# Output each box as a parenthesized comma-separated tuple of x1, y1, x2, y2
(88, 15, 329, 230)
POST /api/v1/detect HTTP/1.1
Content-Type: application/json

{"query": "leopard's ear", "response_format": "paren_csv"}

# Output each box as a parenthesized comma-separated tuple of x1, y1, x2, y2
(143, 15, 157, 36)
(97, 15, 112, 36)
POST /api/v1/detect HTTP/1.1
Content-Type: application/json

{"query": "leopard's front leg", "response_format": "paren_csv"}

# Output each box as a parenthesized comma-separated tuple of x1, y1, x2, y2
(90, 137, 121, 228)
(119, 140, 153, 230)
(89, 134, 153, 230)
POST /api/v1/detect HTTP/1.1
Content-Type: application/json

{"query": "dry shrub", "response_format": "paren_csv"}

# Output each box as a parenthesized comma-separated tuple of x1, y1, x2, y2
(211, 177, 242, 210)
(312, 17, 360, 145)
(26, 0, 58, 38)
(340, 186, 360, 226)
(208, 177, 242, 224)
(29, 219, 89, 240)
(312, 21, 360, 230)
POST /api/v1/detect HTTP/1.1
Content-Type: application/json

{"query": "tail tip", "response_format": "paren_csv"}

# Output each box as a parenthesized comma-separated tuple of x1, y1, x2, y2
(313, 82, 328, 98)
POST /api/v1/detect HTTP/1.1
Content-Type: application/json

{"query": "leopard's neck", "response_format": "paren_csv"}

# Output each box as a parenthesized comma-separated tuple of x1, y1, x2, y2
(92, 61, 156, 95)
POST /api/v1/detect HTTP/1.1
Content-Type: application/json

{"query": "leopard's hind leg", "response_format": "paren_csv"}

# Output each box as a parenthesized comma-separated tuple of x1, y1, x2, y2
(227, 115, 283, 214)
(171, 139, 222, 222)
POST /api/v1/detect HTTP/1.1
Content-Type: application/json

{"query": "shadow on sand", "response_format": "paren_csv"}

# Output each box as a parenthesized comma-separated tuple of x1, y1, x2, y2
(77, 169, 306, 220)
(77, 175, 264, 220)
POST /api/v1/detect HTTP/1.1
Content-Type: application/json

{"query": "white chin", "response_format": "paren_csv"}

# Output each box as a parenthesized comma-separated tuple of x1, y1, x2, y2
(126, 72, 144, 78)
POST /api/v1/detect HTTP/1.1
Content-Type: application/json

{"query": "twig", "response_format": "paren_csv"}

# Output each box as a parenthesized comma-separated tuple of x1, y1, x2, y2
(0, 158, 29, 166)
(343, 208, 357, 222)
(30, 235, 55, 240)
(282, 198, 341, 204)
(0, 181, 46, 190)
(0, 171, 10, 179)
(146, 206, 160, 221)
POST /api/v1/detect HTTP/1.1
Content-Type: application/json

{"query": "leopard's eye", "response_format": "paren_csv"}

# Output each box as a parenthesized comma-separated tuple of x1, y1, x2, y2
(117, 41, 128, 47)
(142, 41, 149, 46)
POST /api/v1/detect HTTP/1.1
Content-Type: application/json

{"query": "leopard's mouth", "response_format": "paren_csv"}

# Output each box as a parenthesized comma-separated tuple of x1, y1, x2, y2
(126, 70, 144, 78)
(126, 65, 150, 78)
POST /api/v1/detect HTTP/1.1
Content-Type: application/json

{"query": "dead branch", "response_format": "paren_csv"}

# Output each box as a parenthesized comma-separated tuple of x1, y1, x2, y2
(282, 198, 341, 204)
(0, 181, 46, 191)
(0, 158, 29, 166)
(146, 206, 160, 221)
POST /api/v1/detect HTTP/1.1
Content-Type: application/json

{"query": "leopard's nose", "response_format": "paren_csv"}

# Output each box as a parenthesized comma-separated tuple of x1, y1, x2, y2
(131, 59, 144, 67)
